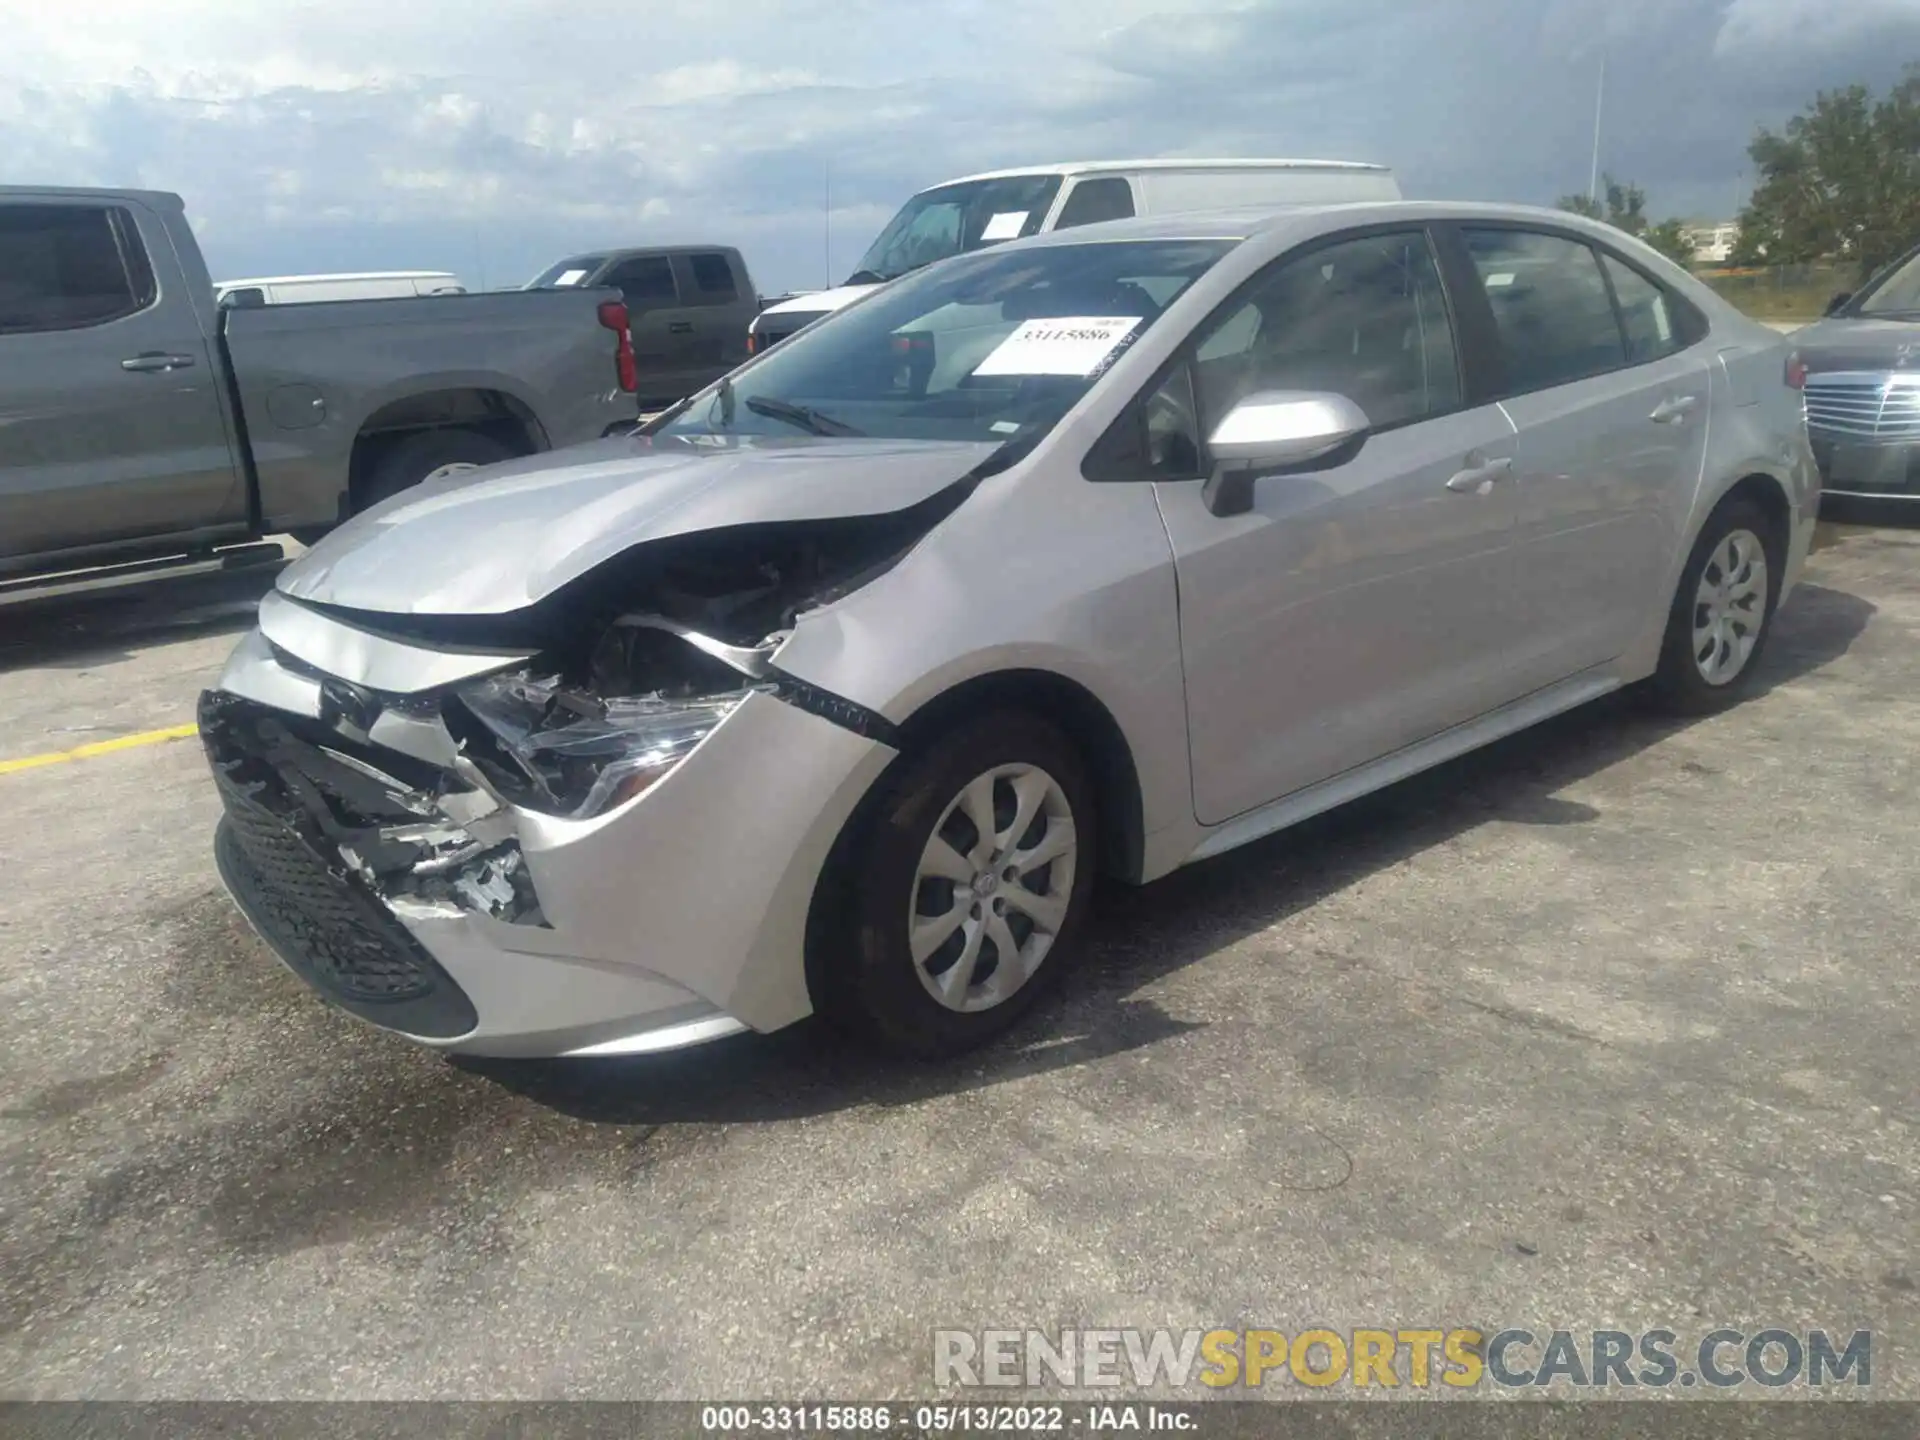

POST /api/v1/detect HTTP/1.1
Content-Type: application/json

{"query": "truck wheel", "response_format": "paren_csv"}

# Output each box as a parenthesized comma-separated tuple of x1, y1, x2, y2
(356, 428, 513, 512)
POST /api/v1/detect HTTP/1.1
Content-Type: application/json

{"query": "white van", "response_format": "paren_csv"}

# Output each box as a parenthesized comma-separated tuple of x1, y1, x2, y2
(748, 158, 1399, 349)
(215, 271, 467, 307)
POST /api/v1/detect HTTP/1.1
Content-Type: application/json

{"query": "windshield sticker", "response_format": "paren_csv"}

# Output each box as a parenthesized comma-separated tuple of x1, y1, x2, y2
(553, 268, 590, 287)
(972, 316, 1144, 377)
(980, 211, 1030, 243)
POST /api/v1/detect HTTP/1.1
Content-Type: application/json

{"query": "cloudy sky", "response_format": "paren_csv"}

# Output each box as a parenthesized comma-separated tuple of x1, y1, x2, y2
(3, 0, 1916, 294)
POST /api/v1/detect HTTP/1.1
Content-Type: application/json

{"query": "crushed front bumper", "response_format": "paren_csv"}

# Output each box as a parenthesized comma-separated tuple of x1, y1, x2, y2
(202, 632, 893, 1057)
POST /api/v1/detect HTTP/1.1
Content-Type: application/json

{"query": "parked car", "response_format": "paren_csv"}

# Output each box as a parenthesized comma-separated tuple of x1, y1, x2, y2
(0, 187, 642, 583)
(746, 158, 1402, 352)
(216, 272, 467, 306)
(526, 246, 757, 406)
(201, 199, 1817, 1063)
(1792, 240, 1920, 500)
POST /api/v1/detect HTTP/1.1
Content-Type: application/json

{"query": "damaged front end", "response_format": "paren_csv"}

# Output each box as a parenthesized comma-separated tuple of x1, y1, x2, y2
(203, 486, 949, 1043)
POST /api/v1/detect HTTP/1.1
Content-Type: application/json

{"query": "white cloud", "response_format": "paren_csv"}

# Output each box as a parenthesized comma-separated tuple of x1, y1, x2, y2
(0, 0, 1913, 292)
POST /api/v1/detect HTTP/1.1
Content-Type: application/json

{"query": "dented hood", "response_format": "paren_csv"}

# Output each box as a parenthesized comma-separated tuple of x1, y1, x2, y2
(277, 433, 1000, 615)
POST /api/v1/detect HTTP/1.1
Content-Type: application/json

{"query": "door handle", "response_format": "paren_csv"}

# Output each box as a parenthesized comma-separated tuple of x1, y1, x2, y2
(667, 321, 694, 334)
(1444, 456, 1513, 495)
(121, 352, 197, 373)
(1650, 394, 1699, 424)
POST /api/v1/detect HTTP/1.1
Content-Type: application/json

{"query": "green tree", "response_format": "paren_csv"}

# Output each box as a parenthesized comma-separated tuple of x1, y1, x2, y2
(1556, 174, 1650, 235)
(1734, 62, 1920, 275)
(1556, 174, 1695, 266)
(1641, 218, 1695, 267)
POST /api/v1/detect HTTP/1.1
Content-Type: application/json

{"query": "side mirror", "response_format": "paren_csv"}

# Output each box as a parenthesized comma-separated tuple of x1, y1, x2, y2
(1824, 291, 1853, 317)
(1202, 390, 1372, 518)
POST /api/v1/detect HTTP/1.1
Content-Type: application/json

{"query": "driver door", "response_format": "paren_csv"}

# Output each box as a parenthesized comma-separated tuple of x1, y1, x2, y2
(1149, 228, 1524, 824)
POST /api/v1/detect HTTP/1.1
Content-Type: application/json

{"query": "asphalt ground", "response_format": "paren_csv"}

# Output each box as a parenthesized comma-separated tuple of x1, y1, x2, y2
(0, 517, 1916, 1401)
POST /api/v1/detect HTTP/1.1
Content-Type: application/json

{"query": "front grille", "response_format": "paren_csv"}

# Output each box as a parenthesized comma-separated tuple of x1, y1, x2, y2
(1804, 371, 1920, 443)
(202, 691, 480, 1039)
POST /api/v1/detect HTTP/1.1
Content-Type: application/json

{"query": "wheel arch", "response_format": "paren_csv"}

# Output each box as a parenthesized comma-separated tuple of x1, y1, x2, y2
(888, 667, 1148, 887)
(348, 387, 551, 510)
(1707, 470, 1795, 565)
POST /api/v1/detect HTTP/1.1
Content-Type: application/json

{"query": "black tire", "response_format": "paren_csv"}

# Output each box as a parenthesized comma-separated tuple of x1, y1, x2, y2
(355, 428, 514, 512)
(811, 710, 1098, 1060)
(1646, 494, 1783, 715)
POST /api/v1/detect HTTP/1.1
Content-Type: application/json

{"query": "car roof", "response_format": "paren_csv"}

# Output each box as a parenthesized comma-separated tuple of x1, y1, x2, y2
(1007, 198, 1663, 248)
(583, 246, 741, 262)
(936, 158, 1391, 187)
(218, 272, 457, 287)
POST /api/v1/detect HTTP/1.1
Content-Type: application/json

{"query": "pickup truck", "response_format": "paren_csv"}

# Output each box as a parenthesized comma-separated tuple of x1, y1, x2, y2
(0, 186, 641, 585)
(524, 245, 757, 407)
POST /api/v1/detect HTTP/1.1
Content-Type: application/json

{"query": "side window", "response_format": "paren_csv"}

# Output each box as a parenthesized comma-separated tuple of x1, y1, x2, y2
(601, 255, 678, 306)
(678, 252, 740, 306)
(0, 203, 152, 335)
(1188, 230, 1462, 432)
(1054, 178, 1136, 231)
(1462, 228, 1625, 392)
(1599, 253, 1680, 363)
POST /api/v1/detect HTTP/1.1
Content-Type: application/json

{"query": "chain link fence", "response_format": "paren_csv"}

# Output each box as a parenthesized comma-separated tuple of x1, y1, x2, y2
(1693, 263, 1853, 322)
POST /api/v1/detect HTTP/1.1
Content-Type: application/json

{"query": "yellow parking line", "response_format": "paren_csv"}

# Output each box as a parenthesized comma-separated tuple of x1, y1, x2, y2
(0, 723, 200, 776)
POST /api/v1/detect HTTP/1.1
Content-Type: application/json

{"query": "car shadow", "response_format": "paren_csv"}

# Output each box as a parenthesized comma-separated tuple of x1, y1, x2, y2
(0, 561, 283, 672)
(463, 579, 1876, 1128)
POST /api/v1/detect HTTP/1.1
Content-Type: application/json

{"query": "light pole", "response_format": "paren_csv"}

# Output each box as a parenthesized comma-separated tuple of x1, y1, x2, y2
(1587, 48, 1607, 210)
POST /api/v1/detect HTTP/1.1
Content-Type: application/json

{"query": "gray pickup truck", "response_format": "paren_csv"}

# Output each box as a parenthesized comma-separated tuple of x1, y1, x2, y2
(523, 246, 758, 407)
(0, 186, 641, 584)
(1795, 240, 1920, 501)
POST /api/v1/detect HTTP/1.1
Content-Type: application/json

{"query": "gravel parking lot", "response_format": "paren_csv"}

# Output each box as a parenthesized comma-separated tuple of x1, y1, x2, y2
(1, 521, 1917, 1400)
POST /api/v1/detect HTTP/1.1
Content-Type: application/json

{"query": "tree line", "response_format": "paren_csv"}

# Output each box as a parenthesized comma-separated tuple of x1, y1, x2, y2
(1555, 62, 1917, 279)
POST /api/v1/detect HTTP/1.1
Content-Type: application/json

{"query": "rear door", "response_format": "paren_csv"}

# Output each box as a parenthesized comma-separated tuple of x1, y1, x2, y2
(597, 253, 695, 403)
(0, 196, 243, 560)
(670, 250, 751, 387)
(1445, 224, 1712, 690)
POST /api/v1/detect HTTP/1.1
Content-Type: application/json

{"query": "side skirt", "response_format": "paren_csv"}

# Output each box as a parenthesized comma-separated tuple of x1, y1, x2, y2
(1184, 669, 1622, 866)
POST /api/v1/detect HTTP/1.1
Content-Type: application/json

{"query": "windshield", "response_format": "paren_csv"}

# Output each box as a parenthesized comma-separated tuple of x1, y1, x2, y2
(1858, 247, 1920, 317)
(848, 175, 1065, 284)
(525, 256, 607, 289)
(657, 238, 1234, 446)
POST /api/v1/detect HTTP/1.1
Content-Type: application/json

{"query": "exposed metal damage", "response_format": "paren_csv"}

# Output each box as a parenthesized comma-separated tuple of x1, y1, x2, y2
(200, 690, 545, 927)
(208, 495, 943, 939)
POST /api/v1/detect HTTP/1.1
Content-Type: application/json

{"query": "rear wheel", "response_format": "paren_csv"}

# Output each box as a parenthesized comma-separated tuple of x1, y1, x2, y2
(1647, 495, 1781, 714)
(814, 711, 1097, 1059)
(355, 427, 514, 512)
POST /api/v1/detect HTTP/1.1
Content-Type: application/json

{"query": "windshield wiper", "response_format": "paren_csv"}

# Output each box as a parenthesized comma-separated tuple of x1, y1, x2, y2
(744, 395, 864, 437)
(843, 268, 889, 285)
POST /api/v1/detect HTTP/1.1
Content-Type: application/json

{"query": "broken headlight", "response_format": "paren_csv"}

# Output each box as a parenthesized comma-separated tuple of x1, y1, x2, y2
(452, 672, 747, 819)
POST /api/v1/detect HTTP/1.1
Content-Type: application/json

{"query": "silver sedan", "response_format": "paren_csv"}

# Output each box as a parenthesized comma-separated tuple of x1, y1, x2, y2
(201, 200, 1819, 1060)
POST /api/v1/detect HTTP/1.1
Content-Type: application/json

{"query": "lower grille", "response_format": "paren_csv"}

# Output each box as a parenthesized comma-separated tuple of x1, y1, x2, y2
(203, 691, 479, 1039)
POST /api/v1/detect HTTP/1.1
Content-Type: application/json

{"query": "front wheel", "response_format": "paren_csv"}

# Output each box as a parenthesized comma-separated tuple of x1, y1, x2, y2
(814, 711, 1097, 1060)
(1646, 496, 1781, 715)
